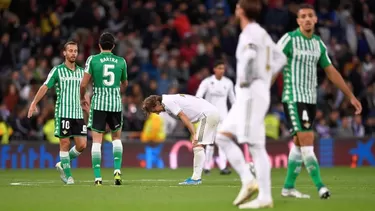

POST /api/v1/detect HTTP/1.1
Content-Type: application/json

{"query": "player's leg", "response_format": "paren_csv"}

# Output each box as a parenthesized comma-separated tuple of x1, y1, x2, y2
(295, 103, 330, 199)
(107, 112, 124, 185)
(238, 95, 273, 209)
(217, 145, 231, 175)
(70, 119, 87, 160)
(214, 102, 256, 205)
(281, 103, 309, 198)
(88, 109, 106, 185)
(179, 115, 210, 185)
(54, 117, 74, 184)
(59, 137, 74, 184)
(203, 144, 214, 174)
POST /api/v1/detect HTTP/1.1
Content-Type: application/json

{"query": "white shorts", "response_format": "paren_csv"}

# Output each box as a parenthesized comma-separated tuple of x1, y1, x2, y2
(195, 110, 220, 145)
(219, 81, 270, 144)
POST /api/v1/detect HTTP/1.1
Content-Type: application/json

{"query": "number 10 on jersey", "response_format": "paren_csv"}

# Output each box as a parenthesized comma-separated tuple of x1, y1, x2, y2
(103, 64, 115, 86)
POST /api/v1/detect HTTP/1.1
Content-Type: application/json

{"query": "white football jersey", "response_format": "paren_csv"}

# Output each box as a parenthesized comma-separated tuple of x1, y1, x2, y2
(195, 75, 235, 121)
(235, 22, 286, 89)
(161, 94, 217, 123)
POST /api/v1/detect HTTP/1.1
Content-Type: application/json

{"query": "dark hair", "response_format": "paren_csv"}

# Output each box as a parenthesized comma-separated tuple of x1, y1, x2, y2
(238, 0, 261, 21)
(63, 41, 77, 50)
(298, 3, 315, 13)
(142, 95, 162, 114)
(99, 32, 115, 50)
(214, 60, 225, 68)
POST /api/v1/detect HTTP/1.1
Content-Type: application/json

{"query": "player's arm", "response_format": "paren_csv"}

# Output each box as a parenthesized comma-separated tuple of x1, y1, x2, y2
(228, 80, 236, 105)
(121, 58, 128, 88)
(272, 33, 290, 85)
(195, 79, 207, 98)
(319, 40, 362, 114)
(28, 67, 57, 118)
(80, 56, 93, 100)
(177, 112, 196, 141)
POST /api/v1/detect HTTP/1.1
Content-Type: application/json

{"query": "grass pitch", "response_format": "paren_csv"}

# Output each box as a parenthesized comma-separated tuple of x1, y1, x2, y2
(0, 167, 374, 211)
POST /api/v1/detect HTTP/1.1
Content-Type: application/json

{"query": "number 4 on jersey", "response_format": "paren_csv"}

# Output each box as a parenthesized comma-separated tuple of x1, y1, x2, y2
(103, 64, 115, 86)
(302, 110, 309, 121)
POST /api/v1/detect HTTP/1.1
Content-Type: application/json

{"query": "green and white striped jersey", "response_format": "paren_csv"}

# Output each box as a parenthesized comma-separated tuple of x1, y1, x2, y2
(44, 63, 84, 119)
(277, 28, 332, 104)
(84, 52, 127, 112)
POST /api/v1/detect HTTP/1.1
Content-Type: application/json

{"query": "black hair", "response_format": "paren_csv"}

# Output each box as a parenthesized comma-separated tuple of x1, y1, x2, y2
(99, 32, 115, 50)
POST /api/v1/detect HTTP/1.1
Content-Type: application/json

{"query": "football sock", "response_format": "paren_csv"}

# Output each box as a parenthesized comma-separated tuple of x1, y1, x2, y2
(92, 143, 102, 180)
(60, 151, 72, 178)
(69, 146, 81, 160)
(301, 146, 324, 190)
(215, 134, 254, 186)
(217, 145, 228, 170)
(283, 145, 303, 189)
(249, 144, 272, 202)
(191, 146, 205, 180)
(112, 139, 123, 173)
(204, 144, 214, 170)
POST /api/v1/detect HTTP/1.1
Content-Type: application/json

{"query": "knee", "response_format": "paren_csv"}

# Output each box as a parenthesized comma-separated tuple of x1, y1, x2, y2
(76, 141, 87, 152)
(59, 139, 70, 151)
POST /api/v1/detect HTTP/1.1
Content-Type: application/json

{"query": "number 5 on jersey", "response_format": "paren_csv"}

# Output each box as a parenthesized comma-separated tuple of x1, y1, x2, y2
(103, 64, 115, 86)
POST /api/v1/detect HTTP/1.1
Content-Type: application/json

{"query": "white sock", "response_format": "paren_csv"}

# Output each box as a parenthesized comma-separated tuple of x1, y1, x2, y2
(69, 146, 81, 160)
(112, 139, 123, 173)
(215, 134, 254, 186)
(289, 144, 302, 160)
(191, 146, 205, 180)
(249, 144, 272, 203)
(217, 146, 227, 170)
(204, 145, 214, 170)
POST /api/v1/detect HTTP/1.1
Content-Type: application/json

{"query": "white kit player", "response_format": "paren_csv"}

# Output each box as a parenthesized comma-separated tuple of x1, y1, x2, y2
(142, 94, 220, 185)
(195, 60, 235, 175)
(213, 0, 287, 209)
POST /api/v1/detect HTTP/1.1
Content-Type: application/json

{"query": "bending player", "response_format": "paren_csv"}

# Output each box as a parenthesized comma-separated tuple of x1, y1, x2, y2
(213, 0, 287, 208)
(142, 94, 220, 185)
(80, 32, 128, 186)
(277, 4, 362, 199)
(28, 41, 88, 185)
(195, 60, 235, 175)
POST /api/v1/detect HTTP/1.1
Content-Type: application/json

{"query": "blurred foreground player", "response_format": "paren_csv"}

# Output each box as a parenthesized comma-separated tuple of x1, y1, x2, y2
(213, 0, 287, 208)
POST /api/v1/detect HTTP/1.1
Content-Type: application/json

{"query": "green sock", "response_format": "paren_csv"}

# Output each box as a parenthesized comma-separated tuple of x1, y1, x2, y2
(283, 145, 302, 189)
(284, 159, 303, 189)
(60, 151, 72, 178)
(301, 147, 324, 190)
(92, 143, 102, 180)
(69, 146, 81, 160)
(112, 139, 123, 172)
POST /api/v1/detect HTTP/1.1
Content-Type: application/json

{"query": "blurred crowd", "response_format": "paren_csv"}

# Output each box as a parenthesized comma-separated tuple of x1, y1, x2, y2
(1, 0, 375, 143)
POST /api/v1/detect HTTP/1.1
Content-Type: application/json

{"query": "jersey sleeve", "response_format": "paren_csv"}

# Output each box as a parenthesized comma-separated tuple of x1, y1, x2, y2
(121, 58, 128, 82)
(43, 67, 58, 88)
(84, 56, 93, 75)
(195, 79, 208, 98)
(163, 98, 182, 116)
(318, 39, 332, 69)
(277, 33, 292, 57)
(228, 80, 236, 105)
(271, 43, 287, 74)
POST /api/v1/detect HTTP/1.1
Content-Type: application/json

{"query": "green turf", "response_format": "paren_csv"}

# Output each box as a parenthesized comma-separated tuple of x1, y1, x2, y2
(0, 167, 374, 211)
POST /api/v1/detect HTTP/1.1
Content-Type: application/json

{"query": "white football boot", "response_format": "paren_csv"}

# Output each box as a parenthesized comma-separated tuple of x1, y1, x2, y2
(55, 162, 67, 184)
(233, 180, 259, 206)
(281, 188, 310, 198)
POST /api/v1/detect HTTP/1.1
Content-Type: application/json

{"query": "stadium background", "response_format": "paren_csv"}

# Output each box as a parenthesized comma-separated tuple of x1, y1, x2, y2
(0, 0, 374, 169)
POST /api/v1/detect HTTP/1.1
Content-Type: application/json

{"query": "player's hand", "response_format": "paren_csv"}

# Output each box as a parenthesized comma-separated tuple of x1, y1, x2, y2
(81, 99, 90, 113)
(27, 102, 38, 118)
(350, 96, 362, 115)
(191, 136, 198, 146)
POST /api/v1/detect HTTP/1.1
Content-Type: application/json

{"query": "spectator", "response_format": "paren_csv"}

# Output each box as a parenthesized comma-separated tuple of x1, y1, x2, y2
(352, 115, 365, 137)
(336, 115, 354, 137)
